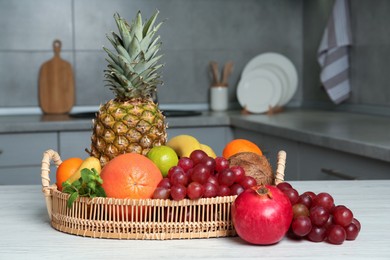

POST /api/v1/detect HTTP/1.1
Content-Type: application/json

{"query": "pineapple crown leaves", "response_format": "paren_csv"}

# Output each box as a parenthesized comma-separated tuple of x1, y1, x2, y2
(104, 10, 164, 100)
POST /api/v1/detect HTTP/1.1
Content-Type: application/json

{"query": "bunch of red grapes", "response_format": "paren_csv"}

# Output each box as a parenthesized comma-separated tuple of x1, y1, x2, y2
(277, 182, 361, 245)
(153, 150, 258, 200)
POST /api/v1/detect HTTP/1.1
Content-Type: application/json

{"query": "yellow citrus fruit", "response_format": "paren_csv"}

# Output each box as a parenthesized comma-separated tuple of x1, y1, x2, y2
(147, 145, 179, 177)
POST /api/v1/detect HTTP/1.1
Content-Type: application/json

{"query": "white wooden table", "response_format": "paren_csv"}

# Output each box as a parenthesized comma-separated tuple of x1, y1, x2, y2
(0, 180, 389, 259)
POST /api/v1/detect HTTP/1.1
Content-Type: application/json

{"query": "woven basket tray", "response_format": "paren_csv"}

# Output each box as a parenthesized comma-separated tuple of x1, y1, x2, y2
(41, 149, 286, 240)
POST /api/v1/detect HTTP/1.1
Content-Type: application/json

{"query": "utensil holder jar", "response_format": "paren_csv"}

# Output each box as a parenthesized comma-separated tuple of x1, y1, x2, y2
(210, 86, 228, 111)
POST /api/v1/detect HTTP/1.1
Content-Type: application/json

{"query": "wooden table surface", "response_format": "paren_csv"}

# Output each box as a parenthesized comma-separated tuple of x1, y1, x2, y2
(0, 180, 389, 259)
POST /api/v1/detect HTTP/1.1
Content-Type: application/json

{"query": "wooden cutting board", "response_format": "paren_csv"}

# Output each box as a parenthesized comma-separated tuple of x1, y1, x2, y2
(39, 39, 75, 114)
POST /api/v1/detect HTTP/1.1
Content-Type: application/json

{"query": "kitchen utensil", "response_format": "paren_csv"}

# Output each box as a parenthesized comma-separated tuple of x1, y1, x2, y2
(39, 39, 75, 114)
(242, 52, 298, 105)
(237, 68, 282, 113)
(221, 61, 234, 86)
(210, 61, 220, 86)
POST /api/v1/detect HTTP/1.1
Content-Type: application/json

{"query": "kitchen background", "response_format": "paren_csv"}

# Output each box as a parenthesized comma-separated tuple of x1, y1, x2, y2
(0, 0, 389, 115)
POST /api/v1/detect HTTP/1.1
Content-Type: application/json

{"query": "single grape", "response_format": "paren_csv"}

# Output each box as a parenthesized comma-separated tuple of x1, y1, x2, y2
(200, 156, 216, 172)
(203, 182, 218, 198)
(218, 168, 235, 186)
(303, 191, 316, 201)
(170, 185, 187, 201)
(351, 218, 361, 231)
(167, 166, 184, 179)
(297, 193, 312, 209)
(276, 182, 292, 191)
(191, 164, 211, 184)
(345, 223, 359, 240)
(291, 216, 312, 237)
(307, 225, 327, 242)
(327, 224, 346, 245)
(178, 157, 194, 172)
(292, 203, 310, 219)
(229, 183, 244, 196)
(324, 214, 334, 229)
(215, 156, 229, 172)
(310, 206, 330, 226)
(190, 150, 208, 165)
(332, 205, 353, 227)
(157, 178, 171, 189)
(187, 182, 204, 200)
(282, 188, 300, 205)
(217, 185, 230, 196)
(239, 176, 257, 189)
(312, 192, 334, 212)
(230, 166, 245, 183)
(170, 170, 189, 186)
(152, 187, 170, 199)
(207, 175, 219, 186)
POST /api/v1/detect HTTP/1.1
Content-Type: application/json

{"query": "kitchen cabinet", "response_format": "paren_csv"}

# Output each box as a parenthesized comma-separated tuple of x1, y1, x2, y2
(233, 128, 390, 180)
(299, 143, 390, 180)
(0, 132, 57, 185)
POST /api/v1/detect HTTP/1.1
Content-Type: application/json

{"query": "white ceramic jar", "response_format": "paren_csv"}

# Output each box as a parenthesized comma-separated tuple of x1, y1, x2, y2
(210, 86, 228, 111)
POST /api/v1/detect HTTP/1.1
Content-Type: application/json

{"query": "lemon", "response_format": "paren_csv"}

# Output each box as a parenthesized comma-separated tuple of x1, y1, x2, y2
(147, 145, 179, 177)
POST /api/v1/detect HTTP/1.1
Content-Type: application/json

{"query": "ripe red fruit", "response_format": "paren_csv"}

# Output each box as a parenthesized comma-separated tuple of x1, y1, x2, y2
(239, 176, 257, 189)
(232, 185, 293, 245)
(215, 156, 229, 172)
(312, 192, 334, 212)
(327, 224, 346, 245)
(190, 150, 208, 165)
(218, 168, 235, 186)
(332, 205, 353, 227)
(230, 166, 245, 183)
(282, 188, 299, 205)
(345, 223, 359, 240)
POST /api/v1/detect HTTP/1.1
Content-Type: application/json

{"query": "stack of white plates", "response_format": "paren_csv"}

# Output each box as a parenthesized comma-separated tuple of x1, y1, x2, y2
(237, 52, 298, 113)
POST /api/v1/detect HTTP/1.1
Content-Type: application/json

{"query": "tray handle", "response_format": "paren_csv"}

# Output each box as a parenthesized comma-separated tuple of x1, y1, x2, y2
(41, 149, 62, 220)
(274, 150, 286, 185)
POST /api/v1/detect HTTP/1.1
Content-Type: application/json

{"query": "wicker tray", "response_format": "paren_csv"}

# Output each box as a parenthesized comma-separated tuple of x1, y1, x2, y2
(41, 149, 286, 240)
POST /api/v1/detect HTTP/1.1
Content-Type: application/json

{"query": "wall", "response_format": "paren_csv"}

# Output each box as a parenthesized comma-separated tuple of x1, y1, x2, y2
(0, 0, 303, 113)
(303, 0, 390, 115)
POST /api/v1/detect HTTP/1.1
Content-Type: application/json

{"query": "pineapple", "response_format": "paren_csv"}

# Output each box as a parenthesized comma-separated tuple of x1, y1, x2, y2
(89, 11, 167, 166)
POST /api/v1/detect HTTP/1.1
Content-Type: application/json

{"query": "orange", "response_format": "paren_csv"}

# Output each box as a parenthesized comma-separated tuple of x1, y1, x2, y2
(56, 157, 83, 191)
(222, 139, 263, 159)
(101, 153, 163, 199)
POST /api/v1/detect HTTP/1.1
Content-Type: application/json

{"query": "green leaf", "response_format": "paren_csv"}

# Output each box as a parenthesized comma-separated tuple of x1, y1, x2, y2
(142, 10, 159, 37)
(81, 168, 92, 183)
(95, 186, 107, 198)
(87, 181, 96, 191)
(133, 11, 143, 41)
(67, 192, 79, 208)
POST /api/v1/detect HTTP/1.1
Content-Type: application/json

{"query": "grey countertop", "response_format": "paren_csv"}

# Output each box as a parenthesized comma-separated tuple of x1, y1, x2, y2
(1, 109, 389, 163)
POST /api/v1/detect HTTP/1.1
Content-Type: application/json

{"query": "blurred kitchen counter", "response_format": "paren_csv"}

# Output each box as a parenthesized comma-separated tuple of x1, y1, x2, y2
(0, 108, 389, 163)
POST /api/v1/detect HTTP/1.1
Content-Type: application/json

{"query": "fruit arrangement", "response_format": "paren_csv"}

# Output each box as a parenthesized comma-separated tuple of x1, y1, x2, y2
(42, 10, 361, 243)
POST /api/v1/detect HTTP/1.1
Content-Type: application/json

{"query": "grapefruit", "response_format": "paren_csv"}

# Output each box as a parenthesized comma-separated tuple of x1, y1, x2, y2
(101, 153, 163, 199)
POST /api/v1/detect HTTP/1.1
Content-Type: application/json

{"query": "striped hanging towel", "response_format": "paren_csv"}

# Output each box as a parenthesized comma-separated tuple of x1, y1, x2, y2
(317, 0, 352, 104)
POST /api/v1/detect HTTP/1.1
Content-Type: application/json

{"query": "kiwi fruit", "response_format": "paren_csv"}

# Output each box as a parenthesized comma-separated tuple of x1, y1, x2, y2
(228, 152, 274, 185)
